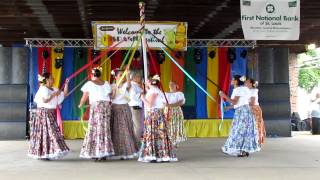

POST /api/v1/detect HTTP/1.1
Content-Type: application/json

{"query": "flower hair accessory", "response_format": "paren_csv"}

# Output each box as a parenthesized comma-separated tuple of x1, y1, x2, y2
(152, 74, 160, 81)
(111, 68, 120, 76)
(92, 66, 102, 74)
(38, 74, 45, 82)
(254, 81, 259, 88)
(239, 76, 246, 82)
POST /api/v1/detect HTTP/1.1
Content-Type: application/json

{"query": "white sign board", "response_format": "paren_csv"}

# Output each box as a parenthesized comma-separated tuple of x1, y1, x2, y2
(92, 21, 188, 50)
(241, 0, 300, 40)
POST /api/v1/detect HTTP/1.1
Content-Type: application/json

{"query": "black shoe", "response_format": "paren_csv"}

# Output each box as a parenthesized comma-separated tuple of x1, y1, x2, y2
(237, 151, 248, 157)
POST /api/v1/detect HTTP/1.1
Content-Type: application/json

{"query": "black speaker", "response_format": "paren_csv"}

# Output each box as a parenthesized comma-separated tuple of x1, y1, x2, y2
(240, 49, 247, 59)
(134, 51, 141, 59)
(157, 51, 165, 64)
(55, 57, 63, 69)
(227, 48, 236, 63)
(208, 50, 216, 59)
(194, 48, 201, 64)
(42, 50, 49, 59)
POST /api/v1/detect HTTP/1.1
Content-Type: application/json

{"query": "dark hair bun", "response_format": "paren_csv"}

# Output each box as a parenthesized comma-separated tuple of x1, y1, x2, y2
(92, 69, 101, 78)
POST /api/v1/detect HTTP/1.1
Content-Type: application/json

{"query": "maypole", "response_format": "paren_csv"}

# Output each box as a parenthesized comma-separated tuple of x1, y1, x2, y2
(139, 1, 149, 84)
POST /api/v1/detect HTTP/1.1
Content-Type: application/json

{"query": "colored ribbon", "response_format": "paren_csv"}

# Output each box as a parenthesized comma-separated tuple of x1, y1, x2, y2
(218, 97, 226, 131)
(56, 106, 64, 135)
(65, 47, 122, 98)
(160, 47, 217, 102)
(80, 105, 88, 132)
(145, 42, 169, 104)
(66, 41, 123, 81)
(116, 34, 142, 86)
(119, 39, 135, 69)
(147, 30, 222, 93)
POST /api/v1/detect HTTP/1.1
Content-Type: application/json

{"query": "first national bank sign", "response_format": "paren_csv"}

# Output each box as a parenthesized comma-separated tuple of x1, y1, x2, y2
(241, 0, 300, 40)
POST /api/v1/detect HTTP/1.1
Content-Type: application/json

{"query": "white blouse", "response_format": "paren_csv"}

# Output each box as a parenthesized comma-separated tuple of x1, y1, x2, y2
(34, 86, 64, 109)
(128, 81, 143, 107)
(165, 91, 185, 105)
(231, 86, 251, 108)
(81, 81, 112, 104)
(112, 82, 130, 105)
(250, 89, 259, 105)
(146, 87, 166, 109)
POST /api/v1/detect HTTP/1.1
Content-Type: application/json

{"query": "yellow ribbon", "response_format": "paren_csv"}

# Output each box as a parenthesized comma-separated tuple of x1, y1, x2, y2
(116, 34, 142, 86)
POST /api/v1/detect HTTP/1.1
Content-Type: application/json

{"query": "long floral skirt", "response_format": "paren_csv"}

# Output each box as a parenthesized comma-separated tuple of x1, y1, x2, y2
(28, 108, 69, 160)
(111, 104, 139, 159)
(80, 101, 114, 159)
(251, 105, 266, 145)
(138, 108, 178, 163)
(222, 105, 260, 156)
(164, 106, 187, 146)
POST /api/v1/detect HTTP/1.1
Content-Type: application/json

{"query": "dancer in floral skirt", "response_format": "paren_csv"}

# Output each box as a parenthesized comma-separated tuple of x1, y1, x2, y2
(138, 75, 177, 163)
(219, 75, 260, 157)
(28, 72, 70, 160)
(246, 78, 266, 145)
(79, 67, 114, 160)
(164, 81, 187, 146)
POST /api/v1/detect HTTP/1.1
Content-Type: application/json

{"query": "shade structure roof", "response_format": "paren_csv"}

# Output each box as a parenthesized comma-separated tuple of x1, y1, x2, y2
(0, 0, 319, 52)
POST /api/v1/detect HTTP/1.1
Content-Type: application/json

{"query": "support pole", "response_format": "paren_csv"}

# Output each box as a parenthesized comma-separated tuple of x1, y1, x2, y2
(139, 1, 149, 83)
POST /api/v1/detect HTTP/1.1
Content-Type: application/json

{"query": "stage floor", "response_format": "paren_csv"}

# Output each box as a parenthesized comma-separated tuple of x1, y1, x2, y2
(0, 132, 320, 180)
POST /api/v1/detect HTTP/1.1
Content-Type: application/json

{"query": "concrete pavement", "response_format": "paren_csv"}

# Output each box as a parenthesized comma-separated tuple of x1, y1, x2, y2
(0, 132, 319, 180)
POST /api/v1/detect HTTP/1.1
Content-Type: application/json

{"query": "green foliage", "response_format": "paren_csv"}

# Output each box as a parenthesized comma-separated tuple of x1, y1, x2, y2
(306, 49, 318, 57)
(298, 68, 320, 92)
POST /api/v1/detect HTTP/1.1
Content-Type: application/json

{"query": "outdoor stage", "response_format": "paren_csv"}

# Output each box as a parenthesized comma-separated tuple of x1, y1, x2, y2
(1, 132, 319, 180)
(62, 119, 233, 139)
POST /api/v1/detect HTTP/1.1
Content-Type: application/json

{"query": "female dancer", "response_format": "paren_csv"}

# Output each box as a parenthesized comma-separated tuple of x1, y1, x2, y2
(79, 67, 114, 160)
(28, 73, 70, 160)
(164, 81, 187, 146)
(246, 79, 266, 145)
(138, 75, 177, 163)
(110, 68, 139, 159)
(219, 75, 260, 157)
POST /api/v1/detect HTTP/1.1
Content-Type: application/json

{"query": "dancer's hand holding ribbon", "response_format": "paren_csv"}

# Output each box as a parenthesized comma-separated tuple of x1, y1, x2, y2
(219, 90, 227, 99)
(63, 79, 69, 96)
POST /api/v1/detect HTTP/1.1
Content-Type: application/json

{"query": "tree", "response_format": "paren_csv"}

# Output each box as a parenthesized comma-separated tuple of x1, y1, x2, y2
(298, 67, 320, 93)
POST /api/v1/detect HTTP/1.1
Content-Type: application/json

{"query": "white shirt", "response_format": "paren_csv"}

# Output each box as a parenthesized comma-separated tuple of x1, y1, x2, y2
(231, 86, 251, 109)
(112, 82, 130, 105)
(81, 81, 112, 104)
(34, 86, 64, 109)
(310, 86, 320, 118)
(250, 89, 259, 105)
(165, 91, 185, 105)
(128, 81, 143, 107)
(146, 87, 166, 109)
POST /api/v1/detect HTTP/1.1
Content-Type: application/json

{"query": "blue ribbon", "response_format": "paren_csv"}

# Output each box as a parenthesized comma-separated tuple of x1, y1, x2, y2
(219, 97, 226, 131)
(160, 47, 216, 102)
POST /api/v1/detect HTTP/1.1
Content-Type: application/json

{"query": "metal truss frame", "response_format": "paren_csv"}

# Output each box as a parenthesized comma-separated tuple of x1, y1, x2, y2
(25, 38, 256, 48)
(24, 38, 94, 47)
(188, 39, 256, 48)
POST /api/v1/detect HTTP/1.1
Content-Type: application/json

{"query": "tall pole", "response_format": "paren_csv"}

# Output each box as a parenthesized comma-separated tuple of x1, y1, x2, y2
(139, 2, 148, 84)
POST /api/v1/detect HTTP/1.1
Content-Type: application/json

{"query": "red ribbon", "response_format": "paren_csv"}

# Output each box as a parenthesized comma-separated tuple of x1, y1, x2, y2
(56, 106, 64, 135)
(145, 42, 169, 104)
